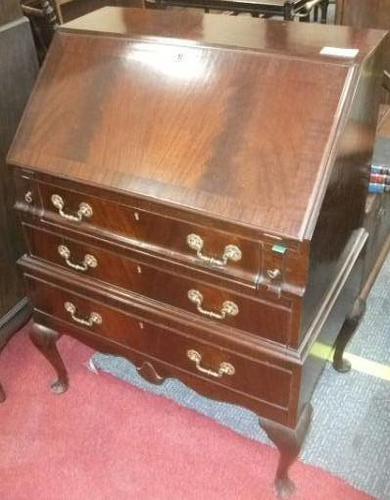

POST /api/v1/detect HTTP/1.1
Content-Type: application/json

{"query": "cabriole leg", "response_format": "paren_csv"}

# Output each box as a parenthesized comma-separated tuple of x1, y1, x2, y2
(30, 323, 69, 394)
(259, 404, 313, 498)
(333, 297, 366, 373)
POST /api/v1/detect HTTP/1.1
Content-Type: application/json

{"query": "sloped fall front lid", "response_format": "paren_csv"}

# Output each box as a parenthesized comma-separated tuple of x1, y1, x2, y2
(8, 8, 386, 240)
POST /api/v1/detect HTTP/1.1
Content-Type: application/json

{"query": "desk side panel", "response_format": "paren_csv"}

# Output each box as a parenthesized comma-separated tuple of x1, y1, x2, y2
(301, 41, 386, 338)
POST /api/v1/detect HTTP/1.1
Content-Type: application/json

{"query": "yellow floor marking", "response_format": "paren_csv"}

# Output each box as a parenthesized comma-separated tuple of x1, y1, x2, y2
(311, 342, 390, 382)
(311, 342, 334, 361)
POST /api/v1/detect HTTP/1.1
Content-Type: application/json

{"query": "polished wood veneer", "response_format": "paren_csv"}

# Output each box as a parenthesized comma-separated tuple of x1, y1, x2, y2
(63, 6, 385, 60)
(26, 275, 295, 413)
(8, 7, 387, 496)
(7, 27, 359, 239)
(33, 181, 265, 286)
(23, 224, 297, 344)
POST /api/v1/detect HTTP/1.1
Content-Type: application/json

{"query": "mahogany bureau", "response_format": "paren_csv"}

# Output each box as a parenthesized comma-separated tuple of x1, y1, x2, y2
(7, 8, 388, 496)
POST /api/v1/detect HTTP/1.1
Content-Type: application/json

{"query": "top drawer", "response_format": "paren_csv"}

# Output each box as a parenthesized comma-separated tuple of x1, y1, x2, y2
(18, 179, 264, 284)
(15, 175, 308, 291)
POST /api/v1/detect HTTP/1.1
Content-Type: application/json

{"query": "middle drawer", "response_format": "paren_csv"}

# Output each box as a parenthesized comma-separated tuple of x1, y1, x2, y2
(24, 224, 295, 345)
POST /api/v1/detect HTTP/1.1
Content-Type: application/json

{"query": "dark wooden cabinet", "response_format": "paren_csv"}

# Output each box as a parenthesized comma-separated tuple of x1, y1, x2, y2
(0, 0, 38, 401)
(57, 0, 144, 23)
(335, 0, 390, 101)
(336, 0, 390, 29)
(335, 2, 390, 302)
(7, 7, 388, 495)
(359, 109, 390, 296)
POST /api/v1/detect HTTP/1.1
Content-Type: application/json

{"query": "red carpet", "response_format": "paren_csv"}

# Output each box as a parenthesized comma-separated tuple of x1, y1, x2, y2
(0, 325, 371, 500)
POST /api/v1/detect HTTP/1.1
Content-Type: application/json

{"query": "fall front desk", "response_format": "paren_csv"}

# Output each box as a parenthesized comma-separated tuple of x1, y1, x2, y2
(7, 8, 387, 496)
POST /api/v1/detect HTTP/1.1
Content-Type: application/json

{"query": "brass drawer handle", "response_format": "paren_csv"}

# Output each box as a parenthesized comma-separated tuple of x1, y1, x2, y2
(64, 301, 102, 327)
(58, 245, 98, 272)
(51, 194, 93, 222)
(187, 349, 235, 378)
(186, 233, 242, 267)
(187, 289, 239, 320)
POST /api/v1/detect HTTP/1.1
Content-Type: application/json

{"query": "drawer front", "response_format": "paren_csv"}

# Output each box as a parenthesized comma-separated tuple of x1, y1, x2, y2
(36, 182, 261, 285)
(25, 225, 295, 344)
(26, 276, 293, 409)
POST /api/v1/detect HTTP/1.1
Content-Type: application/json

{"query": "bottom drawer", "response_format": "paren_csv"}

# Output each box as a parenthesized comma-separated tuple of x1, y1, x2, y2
(25, 275, 295, 415)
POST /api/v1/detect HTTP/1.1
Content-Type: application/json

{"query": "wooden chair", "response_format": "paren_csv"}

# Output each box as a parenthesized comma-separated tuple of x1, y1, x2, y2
(150, 0, 329, 22)
(20, 1, 61, 60)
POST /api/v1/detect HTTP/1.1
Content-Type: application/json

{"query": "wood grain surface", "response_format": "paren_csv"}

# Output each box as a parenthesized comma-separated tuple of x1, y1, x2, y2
(9, 30, 353, 240)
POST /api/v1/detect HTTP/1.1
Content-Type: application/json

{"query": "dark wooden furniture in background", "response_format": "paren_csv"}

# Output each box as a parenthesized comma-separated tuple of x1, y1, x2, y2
(335, 0, 390, 91)
(0, 0, 38, 402)
(20, 1, 61, 61)
(331, 0, 390, 364)
(336, 0, 390, 30)
(362, 107, 390, 293)
(54, 0, 328, 23)
(7, 8, 387, 495)
(56, 0, 144, 23)
(151, 0, 329, 21)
